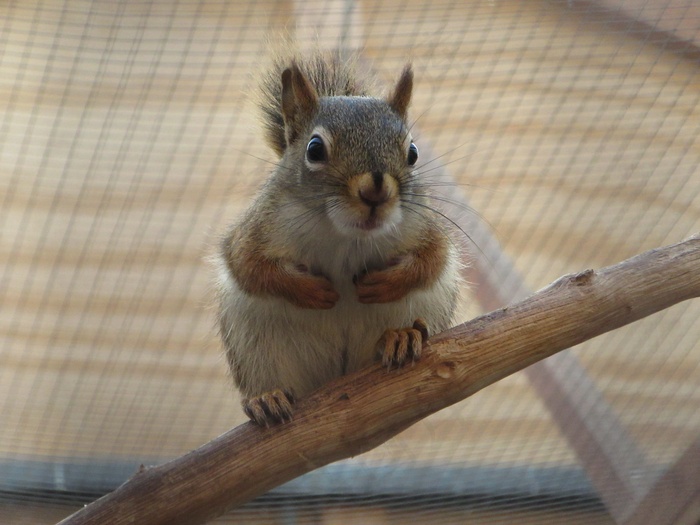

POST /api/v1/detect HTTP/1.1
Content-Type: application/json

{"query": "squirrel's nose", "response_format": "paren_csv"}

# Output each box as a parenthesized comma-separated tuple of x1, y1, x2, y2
(359, 171, 389, 206)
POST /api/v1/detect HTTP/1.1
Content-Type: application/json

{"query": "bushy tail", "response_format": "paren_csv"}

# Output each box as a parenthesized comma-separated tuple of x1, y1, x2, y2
(257, 50, 374, 157)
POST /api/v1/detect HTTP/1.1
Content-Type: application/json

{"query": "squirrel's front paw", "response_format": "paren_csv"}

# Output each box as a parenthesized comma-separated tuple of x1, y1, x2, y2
(286, 265, 339, 309)
(378, 318, 430, 368)
(243, 389, 295, 427)
(354, 258, 412, 304)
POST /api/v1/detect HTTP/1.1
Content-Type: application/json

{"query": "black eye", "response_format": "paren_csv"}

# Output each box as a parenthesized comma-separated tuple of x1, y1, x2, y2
(407, 142, 419, 166)
(306, 135, 327, 163)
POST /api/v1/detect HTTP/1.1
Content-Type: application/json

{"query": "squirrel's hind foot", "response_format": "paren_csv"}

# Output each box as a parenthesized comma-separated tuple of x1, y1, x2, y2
(243, 389, 295, 427)
(378, 318, 429, 369)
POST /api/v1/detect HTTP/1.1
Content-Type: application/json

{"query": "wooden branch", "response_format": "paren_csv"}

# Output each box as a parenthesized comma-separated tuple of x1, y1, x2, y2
(58, 233, 700, 525)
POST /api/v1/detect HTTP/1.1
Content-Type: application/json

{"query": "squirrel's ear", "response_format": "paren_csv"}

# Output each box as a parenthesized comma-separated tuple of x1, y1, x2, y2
(281, 63, 319, 146)
(387, 64, 413, 120)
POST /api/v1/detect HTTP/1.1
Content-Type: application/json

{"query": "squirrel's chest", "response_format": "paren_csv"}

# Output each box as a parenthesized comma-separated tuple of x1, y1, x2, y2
(301, 238, 388, 285)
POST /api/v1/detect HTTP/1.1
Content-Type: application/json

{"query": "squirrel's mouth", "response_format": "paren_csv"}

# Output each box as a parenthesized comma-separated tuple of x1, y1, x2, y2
(328, 201, 403, 237)
(356, 215, 382, 231)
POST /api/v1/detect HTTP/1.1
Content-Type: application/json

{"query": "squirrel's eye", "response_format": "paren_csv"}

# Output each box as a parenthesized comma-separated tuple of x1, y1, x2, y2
(306, 135, 327, 163)
(407, 142, 419, 166)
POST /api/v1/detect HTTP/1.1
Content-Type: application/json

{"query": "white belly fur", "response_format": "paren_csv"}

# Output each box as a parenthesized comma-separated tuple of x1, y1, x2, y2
(217, 244, 459, 399)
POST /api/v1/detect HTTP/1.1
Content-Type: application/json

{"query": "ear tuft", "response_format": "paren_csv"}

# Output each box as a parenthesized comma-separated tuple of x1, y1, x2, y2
(387, 64, 413, 119)
(281, 62, 319, 146)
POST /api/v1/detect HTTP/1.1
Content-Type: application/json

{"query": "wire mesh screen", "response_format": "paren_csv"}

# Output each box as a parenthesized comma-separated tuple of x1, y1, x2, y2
(1, 1, 699, 523)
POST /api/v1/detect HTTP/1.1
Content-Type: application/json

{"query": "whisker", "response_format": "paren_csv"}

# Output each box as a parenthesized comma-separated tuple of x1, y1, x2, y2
(324, 163, 352, 184)
(412, 152, 487, 179)
(229, 147, 295, 173)
(401, 200, 493, 268)
(402, 172, 498, 194)
(412, 138, 477, 171)
(402, 192, 497, 233)
(406, 102, 434, 137)
(277, 192, 341, 210)
(286, 205, 327, 235)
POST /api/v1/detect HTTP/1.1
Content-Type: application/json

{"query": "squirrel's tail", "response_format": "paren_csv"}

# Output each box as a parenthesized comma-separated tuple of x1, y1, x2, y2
(257, 50, 374, 157)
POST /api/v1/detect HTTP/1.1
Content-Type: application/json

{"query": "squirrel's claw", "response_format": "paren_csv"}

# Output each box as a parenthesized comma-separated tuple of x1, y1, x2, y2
(354, 263, 411, 304)
(378, 318, 429, 369)
(243, 389, 295, 427)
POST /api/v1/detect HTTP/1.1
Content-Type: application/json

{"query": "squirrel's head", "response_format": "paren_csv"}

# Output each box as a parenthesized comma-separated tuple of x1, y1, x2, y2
(279, 63, 421, 237)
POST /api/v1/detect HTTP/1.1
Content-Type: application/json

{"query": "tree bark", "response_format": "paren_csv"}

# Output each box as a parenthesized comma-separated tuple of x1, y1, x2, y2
(58, 233, 700, 525)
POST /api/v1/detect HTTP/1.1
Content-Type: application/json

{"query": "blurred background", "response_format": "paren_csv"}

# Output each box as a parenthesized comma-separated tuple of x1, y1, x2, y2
(1, 1, 699, 523)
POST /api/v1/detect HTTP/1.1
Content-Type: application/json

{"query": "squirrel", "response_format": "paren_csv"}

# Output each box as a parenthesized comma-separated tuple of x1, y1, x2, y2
(215, 51, 461, 426)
